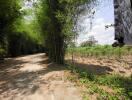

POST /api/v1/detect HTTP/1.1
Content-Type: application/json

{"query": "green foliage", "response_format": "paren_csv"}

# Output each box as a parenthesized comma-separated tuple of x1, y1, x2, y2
(66, 45, 132, 99)
(0, 0, 22, 49)
(67, 65, 132, 100)
(67, 65, 95, 81)
(0, 0, 97, 62)
(7, 31, 43, 57)
(95, 75, 132, 98)
(67, 45, 132, 58)
(0, 0, 21, 31)
(0, 48, 6, 57)
(37, 0, 97, 64)
(0, 0, 45, 57)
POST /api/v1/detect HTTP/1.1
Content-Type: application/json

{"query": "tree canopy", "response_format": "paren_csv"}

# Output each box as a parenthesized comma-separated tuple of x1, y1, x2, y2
(0, 0, 21, 44)
(37, 0, 97, 63)
(0, 0, 97, 64)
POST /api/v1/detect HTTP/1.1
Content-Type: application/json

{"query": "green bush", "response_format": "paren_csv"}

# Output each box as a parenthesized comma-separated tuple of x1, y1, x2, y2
(67, 65, 132, 99)
(0, 48, 6, 58)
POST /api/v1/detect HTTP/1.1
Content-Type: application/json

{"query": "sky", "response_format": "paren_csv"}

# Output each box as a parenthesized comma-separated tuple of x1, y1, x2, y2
(22, 0, 38, 22)
(77, 0, 115, 45)
(23, 0, 115, 45)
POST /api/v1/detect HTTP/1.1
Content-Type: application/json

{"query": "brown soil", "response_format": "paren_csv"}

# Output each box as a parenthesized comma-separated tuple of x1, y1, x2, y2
(0, 53, 131, 100)
(0, 53, 82, 100)
(66, 56, 132, 76)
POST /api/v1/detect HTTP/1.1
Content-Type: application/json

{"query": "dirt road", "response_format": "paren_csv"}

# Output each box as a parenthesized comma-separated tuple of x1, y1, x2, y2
(0, 53, 82, 100)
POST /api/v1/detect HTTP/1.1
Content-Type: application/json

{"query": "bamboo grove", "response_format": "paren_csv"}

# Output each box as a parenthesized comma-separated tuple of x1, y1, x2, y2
(37, 0, 95, 64)
(0, 0, 96, 64)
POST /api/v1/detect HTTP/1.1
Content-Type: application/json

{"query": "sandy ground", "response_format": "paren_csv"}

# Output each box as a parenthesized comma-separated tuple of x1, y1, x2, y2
(0, 53, 82, 100)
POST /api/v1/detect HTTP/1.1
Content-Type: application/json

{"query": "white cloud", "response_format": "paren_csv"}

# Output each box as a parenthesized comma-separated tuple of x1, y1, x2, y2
(76, 0, 115, 45)
(77, 17, 115, 45)
(95, 18, 104, 24)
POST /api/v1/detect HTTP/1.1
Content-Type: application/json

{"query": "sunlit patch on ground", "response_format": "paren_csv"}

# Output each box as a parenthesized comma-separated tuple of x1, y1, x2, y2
(19, 64, 44, 72)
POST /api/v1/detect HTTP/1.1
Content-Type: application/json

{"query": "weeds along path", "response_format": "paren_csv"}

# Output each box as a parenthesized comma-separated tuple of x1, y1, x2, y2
(0, 53, 82, 100)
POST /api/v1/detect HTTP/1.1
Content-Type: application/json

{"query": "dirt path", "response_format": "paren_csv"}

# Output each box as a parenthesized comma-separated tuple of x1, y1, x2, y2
(0, 53, 82, 100)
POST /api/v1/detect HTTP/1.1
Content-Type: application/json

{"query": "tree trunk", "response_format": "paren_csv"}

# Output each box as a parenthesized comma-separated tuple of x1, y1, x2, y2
(45, 0, 65, 64)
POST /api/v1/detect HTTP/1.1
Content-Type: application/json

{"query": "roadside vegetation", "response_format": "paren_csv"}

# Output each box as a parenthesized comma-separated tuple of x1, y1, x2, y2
(66, 65, 132, 100)
(65, 45, 132, 100)
(66, 45, 132, 59)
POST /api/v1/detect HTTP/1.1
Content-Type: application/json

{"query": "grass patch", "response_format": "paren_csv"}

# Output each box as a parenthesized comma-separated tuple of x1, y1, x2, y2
(66, 65, 132, 100)
(66, 45, 132, 59)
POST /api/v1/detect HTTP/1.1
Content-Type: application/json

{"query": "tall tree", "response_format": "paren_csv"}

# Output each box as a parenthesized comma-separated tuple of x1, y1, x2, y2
(0, 0, 21, 51)
(38, 0, 96, 64)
